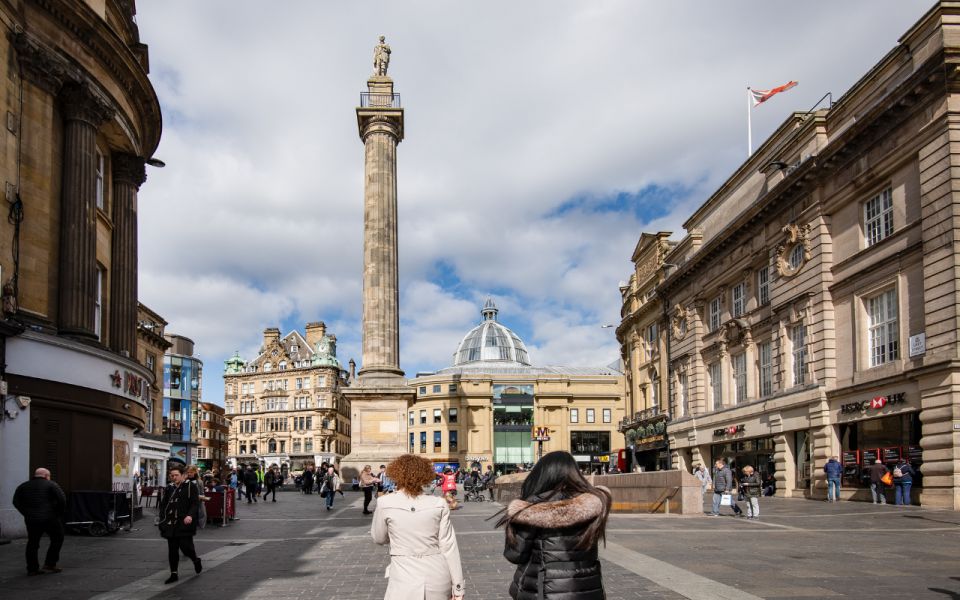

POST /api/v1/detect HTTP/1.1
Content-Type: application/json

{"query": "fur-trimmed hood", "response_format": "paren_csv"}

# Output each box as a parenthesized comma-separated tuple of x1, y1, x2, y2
(506, 487, 609, 529)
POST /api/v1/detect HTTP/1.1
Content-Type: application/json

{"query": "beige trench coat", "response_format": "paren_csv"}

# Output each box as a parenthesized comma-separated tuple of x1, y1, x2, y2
(371, 490, 465, 599)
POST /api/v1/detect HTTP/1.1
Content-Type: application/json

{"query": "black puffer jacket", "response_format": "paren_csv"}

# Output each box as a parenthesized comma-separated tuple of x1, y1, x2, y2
(158, 481, 200, 538)
(12, 477, 66, 521)
(504, 488, 610, 600)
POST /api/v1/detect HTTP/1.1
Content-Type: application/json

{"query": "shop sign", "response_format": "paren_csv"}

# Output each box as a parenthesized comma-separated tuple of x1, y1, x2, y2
(110, 370, 145, 398)
(713, 424, 745, 438)
(532, 426, 551, 442)
(840, 392, 905, 415)
(882, 447, 901, 463)
(862, 448, 879, 465)
(590, 455, 610, 463)
(909, 333, 925, 357)
(841, 450, 860, 466)
(464, 456, 487, 463)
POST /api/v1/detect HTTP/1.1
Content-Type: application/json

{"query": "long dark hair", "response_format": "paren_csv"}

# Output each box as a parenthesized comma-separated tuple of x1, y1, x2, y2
(495, 451, 611, 549)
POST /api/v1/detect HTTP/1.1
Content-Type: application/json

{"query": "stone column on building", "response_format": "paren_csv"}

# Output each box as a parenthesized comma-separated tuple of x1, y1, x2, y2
(109, 153, 145, 356)
(340, 41, 414, 480)
(58, 83, 114, 339)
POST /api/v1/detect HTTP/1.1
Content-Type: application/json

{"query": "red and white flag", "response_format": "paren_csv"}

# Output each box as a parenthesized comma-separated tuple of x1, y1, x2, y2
(750, 81, 798, 107)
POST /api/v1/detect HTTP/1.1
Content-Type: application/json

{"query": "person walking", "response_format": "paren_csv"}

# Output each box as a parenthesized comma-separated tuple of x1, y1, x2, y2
(255, 467, 264, 500)
(868, 460, 889, 505)
(263, 467, 278, 502)
(893, 458, 916, 506)
(740, 465, 762, 520)
(440, 467, 459, 510)
(12, 467, 66, 575)
(824, 456, 843, 502)
(693, 464, 712, 508)
(360, 465, 380, 515)
(372, 454, 465, 600)
(496, 451, 611, 600)
(157, 465, 202, 584)
(321, 467, 341, 511)
(302, 466, 315, 495)
(483, 465, 497, 501)
(710, 459, 739, 517)
(242, 466, 258, 504)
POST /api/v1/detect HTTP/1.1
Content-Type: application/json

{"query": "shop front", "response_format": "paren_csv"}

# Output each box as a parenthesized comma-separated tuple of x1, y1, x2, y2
(622, 409, 670, 472)
(133, 437, 171, 488)
(710, 428, 777, 483)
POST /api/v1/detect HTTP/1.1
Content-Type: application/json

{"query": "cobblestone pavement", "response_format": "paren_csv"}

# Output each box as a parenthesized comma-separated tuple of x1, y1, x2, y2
(0, 489, 958, 599)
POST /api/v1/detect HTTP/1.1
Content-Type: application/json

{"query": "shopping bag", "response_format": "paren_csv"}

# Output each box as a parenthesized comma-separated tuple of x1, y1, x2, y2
(881, 471, 893, 486)
(720, 493, 733, 506)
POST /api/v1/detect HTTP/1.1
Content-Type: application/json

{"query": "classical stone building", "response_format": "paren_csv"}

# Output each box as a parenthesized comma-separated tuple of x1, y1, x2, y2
(224, 323, 352, 477)
(410, 300, 626, 475)
(0, 0, 162, 535)
(133, 303, 172, 487)
(619, 1, 960, 509)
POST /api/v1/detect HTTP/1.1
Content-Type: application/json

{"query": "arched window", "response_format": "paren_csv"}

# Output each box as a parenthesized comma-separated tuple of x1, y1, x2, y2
(264, 362, 272, 372)
(268, 438, 277, 453)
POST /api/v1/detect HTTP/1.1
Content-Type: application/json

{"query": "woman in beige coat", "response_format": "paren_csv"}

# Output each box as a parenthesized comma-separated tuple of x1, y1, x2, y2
(372, 454, 465, 600)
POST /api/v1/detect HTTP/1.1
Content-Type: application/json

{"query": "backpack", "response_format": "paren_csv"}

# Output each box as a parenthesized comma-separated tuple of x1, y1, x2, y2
(893, 466, 903, 478)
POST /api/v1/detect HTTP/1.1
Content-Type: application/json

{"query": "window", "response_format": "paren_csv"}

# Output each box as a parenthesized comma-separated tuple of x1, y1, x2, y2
(449, 430, 458, 452)
(792, 324, 807, 385)
(296, 377, 303, 389)
(732, 352, 747, 404)
(678, 373, 688, 417)
(409, 432, 415, 452)
(303, 377, 310, 389)
(293, 439, 301, 453)
(95, 148, 104, 210)
(586, 408, 595, 423)
(864, 187, 894, 247)
(650, 371, 659, 408)
(420, 410, 426, 425)
(602, 408, 611, 423)
(646, 323, 658, 355)
(709, 297, 721, 332)
(732, 283, 746, 318)
(264, 362, 272, 372)
(316, 375, 326, 388)
(448, 384, 457, 392)
(789, 244, 804, 270)
(759, 342, 773, 397)
(570, 431, 610, 454)
(448, 408, 458, 424)
(408, 411, 414, 426)
(420, 431, 427, 453)
(94, 266, 104, 339)
(709, 362, 722, 410)
(239, 444, 246, 454)
(419, 386, 426, 395)
(279, 361, 287, 371)
(432, 384, 441, 393)
(570, 408, 579, 423)
(868, 288, 899, 367)
(433, 431, 442, 451)
(305, 438, 313, 452)
(433, 408, 442, 424)
(758, 268, 770, 305)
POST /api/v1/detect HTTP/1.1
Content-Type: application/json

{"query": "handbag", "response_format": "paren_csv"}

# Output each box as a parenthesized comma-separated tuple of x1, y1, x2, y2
(720, 493, 733, 506)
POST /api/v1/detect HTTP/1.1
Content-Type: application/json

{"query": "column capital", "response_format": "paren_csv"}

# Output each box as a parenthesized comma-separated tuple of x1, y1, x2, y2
(12, 32, 71, 95)
(111, 152, 146, 188)
(60, 83, 115, 127)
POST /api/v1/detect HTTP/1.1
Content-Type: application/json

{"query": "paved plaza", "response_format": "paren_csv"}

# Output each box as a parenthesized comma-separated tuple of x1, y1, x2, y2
(0, 489, 958, 600)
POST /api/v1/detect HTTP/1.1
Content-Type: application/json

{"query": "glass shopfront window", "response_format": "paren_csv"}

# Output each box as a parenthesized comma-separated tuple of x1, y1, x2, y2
(711, 436, 776, 483)
(839, 412, 922, 487)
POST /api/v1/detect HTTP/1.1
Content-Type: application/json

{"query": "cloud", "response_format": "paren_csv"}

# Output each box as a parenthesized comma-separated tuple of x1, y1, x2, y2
(134, 1, 928, 404)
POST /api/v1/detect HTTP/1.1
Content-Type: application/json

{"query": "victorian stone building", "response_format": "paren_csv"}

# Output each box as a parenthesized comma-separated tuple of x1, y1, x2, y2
(620, 1, 960, 509)
(133, 302, 172, 487)
(410, 300, 625, 475)
(224, 323, 352, 477)
(196, 402, 228, 474)
(0, 0, 162, 535)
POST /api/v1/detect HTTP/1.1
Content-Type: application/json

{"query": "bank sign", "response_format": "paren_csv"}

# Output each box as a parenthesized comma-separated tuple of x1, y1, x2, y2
(840, 392, 906, 415)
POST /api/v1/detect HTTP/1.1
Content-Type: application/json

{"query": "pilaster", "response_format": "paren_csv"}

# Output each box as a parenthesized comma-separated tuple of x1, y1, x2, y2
(108, 152, 145, 356)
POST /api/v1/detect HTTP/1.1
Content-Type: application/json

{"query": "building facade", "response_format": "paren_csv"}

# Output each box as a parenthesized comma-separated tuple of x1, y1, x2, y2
(0, 0, 162, 536)
(224, 323, 352, 477)
(134, 303, 172, 487)
(162, 334, 203, 465)
(619, 1, 960, 509)
(409, 300, 626, 475)
(196, 402, 228, 474)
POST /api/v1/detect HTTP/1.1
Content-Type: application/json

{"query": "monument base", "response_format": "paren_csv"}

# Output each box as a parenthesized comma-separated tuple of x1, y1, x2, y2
(340, 378, 414, 481)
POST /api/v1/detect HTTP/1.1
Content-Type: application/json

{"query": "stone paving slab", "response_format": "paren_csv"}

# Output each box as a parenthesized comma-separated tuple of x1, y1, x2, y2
(0, 490, 957, 599)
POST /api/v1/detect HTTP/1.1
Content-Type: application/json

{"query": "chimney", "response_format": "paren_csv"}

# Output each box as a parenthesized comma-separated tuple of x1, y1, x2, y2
(263, 327, 281, 348)
(305, 321, 326, 350)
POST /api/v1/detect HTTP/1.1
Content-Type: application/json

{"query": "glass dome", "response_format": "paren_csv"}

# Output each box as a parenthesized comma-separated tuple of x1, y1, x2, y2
(453, 299, 531, 366)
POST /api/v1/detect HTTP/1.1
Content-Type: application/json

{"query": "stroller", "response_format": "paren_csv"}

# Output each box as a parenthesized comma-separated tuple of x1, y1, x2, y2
(463, 477, 486, 502)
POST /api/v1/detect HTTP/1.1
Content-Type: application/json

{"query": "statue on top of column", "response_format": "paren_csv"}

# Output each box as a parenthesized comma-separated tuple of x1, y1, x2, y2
(373, 35, 391, 76)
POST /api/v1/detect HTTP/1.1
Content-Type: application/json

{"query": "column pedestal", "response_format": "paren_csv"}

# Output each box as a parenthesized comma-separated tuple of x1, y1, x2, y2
(339, 383, 414, 480)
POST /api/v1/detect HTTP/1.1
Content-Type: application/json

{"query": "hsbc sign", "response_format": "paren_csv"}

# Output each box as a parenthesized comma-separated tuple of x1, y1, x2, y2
(841, 392, 906, 415)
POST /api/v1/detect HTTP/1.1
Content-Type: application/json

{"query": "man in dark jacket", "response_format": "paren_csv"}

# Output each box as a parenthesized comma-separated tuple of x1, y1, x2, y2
(893, 458, 916, 506)
(868, 461, 889, 505)
(824, 456, 843, 502)
(242, 467, 259, 503)
(710, 459, 737, 516)
(302, 466, 314, 495)
(12, 467, 66, 575)
(263, 467, 278, 502)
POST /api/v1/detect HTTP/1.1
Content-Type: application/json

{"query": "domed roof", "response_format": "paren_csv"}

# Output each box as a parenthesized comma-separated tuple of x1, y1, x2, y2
(453, 299, 531, 366)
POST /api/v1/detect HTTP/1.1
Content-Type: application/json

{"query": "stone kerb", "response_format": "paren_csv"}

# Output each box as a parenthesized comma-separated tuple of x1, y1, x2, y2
(493, 470, 702, 515)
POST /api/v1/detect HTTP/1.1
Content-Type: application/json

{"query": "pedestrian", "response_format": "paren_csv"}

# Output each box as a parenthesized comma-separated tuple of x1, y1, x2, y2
(740, 465, 762, 520)
(360, 464, 380, 515)
(321, 466, 341, 511)
(302, 465, 314, 495)
(255, 467, 264, 499)
(243, 466, 259, 504)
(868, 460, 890, 505)
(378, 464, 395, 495)
(693, 464, 712, 507)
(263, 467, 278, 502)
(824, 456, 843, 502)
(371, 454, 465, 600)
(157, 465, 202, 584)
(229, 469, 238, 500)
(496, 451, 611, 600)
(440, 466, 458, 510)
(710, 458, 740, 517)
(483, 464, 497, 501)
(893, 457, 916, 506)
(12, 467, 66, 576)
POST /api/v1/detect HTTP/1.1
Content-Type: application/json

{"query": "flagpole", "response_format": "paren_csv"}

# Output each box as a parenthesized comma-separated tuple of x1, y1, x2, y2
(747, 87, 753, 157)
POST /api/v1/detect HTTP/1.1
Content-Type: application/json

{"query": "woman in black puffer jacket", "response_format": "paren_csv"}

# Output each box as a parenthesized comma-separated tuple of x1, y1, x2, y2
(496, 451, 611, 599)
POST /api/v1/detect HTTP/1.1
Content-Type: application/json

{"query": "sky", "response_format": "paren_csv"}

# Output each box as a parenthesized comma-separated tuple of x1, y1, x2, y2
(134, 1, 930, 406)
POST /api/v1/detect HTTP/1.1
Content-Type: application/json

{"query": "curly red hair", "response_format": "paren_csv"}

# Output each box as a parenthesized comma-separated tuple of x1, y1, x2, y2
(385, 454, 435, 496)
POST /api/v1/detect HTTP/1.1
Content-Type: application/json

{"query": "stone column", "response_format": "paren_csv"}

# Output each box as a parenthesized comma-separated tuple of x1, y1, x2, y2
(109, 153, 145, 356)
(58, 83, 114, 339)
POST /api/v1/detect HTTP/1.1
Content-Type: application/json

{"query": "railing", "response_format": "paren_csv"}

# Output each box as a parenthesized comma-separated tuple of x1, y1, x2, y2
(360, 92, 401, 108)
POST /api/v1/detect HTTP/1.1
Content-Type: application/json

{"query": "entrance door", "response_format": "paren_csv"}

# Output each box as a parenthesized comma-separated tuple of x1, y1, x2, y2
(30, 403, 112, 492)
